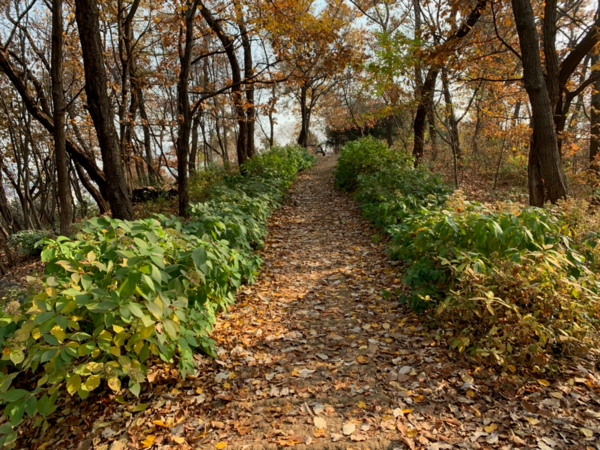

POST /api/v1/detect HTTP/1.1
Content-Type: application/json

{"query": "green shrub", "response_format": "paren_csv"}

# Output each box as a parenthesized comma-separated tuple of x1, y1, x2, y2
(0, 146, 314, 447)
(334, 137, 600, 370)
(438, 251, 600, 366)
(334, 137, 401, 191)
(188, 163, 234, 203)
(8, 230, 53, 257)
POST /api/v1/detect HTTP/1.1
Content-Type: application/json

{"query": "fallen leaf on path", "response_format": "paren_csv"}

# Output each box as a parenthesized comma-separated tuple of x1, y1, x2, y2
(314, 416, 327, 429)
(343, 422, 356, 435)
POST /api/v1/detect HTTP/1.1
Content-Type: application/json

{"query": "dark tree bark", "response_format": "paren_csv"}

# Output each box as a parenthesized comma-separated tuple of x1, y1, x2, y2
(51, 0, 72, 235)
(511, 0, 570, 205)
(413, 68, 439, 164)
(74, 0, 134, 219)
(297, 84, 310, 148)
(590, 53, 600, 174)
(175, 0, 200, 217)
(190, 115, 200, 177)
(240, 19, 255, 159)
(386, 116, 394, 147)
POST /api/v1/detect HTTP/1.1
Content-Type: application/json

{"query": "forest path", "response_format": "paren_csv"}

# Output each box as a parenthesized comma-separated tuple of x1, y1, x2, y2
(106, 156, 599, 450)
(198, 156, 416, 449)
(188, 156, 435, 450)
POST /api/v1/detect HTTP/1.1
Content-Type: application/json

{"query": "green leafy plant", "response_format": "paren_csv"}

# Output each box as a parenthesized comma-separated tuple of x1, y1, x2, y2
(334, 137, 600, 369)
(0, 146, 314, 447)
(8, 230, 53, 257)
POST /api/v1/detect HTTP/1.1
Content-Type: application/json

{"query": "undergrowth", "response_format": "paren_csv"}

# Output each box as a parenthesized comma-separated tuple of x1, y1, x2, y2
(0, 146, 315, 447)
(335, 137, 600, 371)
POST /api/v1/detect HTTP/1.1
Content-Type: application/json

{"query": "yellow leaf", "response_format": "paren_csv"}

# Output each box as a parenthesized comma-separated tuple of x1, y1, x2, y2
(112, 324, 125, 333)
(51, 325, 66, 343)
(173, 436, 186, 444)
(527, 417, 540, 425)
(402, 408, 413, 414)
(108, 377, 121, 392)
(114, 332, 127, 347)
(581, 428, 594, 438)
(85, 375, 101, 391)
(140, 325, 155, 340)
(223, 382, 231, 389)
(357, 355, 368, 364)
(141, 435, 156, 448)
(484, 423, 497, 433)
(67, 374, 81, 395)
(153, 420, 170, 428)
(216, 442, 228, 449)
(98, 330, 112, 342)
(357, 401, 366, 409)
(196, 387, 203, 394)
(406, 428, 418, 437)
(537, 379, 550, 387)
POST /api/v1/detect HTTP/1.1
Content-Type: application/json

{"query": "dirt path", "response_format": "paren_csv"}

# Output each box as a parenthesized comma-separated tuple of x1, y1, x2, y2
(62, 156, 599, 450)
(187, 155, 408, 449)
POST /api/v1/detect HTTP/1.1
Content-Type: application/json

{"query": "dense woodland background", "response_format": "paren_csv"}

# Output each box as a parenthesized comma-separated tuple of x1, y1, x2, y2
(0, 0, 599, 258)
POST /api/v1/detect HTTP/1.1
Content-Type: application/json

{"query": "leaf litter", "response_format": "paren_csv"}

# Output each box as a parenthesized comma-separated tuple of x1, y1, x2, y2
(13, 156, 600, 449)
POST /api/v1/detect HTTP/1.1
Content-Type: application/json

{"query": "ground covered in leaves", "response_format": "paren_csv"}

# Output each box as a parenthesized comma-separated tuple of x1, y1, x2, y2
(17, 156, 600, 450)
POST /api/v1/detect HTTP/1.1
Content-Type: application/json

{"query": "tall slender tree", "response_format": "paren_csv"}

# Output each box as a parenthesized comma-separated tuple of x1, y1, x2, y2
(510, 0, 570, 205)
(74, 0, 134, 219)
(51, 0, 72, 235)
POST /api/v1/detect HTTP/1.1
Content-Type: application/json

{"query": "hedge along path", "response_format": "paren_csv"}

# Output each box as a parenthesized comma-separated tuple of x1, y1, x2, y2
(29, 156, 599, 449)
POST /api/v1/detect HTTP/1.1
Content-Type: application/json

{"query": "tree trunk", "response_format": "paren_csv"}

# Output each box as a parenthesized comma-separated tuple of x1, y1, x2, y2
(51, 0, 72, 236)
(511, 0, 570, 205)
(175, 0, 200, 217)
(136, 84, 155, 184)
(268, 85, 276, 147)
(190, 114, 200, 176)
(590, 53, 600, 173)
(73, 161, 109, 214)
(0, 170, 20, 233)
(240, 18, 255, 159)
(386, 116, 394, 147)
(297, 84, 309, 148)
(413, 68, 439, 164)
(74, 0, 134, 219)
(441, 68, 461, 187)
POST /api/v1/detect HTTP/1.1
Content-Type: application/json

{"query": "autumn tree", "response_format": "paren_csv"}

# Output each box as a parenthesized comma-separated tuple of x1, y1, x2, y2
(267, 0, 361, 148)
